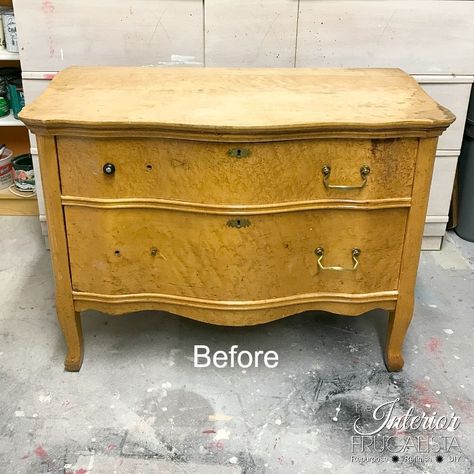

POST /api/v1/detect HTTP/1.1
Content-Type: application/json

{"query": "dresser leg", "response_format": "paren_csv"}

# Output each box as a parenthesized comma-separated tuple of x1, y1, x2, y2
(58, 309, 84, 372)
(385, 302, 413, 372)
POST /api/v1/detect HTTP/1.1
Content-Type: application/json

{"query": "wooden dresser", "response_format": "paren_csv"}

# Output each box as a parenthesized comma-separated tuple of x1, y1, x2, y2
(19, 67, 454, 372)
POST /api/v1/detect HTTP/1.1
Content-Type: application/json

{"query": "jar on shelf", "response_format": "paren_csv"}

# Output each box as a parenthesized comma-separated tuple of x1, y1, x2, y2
(1, 10, 18, 53)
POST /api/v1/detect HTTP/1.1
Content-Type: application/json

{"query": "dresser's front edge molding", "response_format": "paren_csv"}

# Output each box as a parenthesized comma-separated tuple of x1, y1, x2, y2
(73, 291, 398, 319)
(26, 125, 447, 142)
(61, 196, 411, 214)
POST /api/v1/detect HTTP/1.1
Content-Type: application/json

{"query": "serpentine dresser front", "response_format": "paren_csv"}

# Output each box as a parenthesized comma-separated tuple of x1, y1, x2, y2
(19, 67, 454, 372)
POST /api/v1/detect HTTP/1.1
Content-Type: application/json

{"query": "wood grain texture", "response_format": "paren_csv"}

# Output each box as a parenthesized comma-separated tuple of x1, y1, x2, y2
(36, 135, 83, 371)
(57, 137, 418, 204)
(64, 207, 407, 300)
(19, 67, 454, 137)
(385, 138, 438, 371)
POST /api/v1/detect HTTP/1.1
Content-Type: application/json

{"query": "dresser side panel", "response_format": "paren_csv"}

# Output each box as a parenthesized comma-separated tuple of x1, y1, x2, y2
(399, 138, 438, 291)
(385, 137, 438, 371)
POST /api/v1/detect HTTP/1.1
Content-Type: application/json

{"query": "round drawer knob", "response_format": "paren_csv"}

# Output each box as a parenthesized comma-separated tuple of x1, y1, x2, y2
(103, 163, 115, 175)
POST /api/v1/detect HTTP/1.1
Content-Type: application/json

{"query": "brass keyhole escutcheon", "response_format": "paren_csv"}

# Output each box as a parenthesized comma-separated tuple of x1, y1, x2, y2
(146, 163, 153, 172)
(227, 148, 251, 159)
(114, 249, 121, 257)
(150, 247, 158, 256)
(227, 218, 251, 229)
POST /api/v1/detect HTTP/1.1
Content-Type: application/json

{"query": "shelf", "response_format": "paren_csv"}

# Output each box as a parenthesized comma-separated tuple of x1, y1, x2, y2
(0, 186, 38, 215)
(0, 112, 24, 126)
(0, 49, 19, 60)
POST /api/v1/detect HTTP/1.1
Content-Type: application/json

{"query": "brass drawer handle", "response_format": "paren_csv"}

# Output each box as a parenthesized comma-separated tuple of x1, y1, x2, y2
(315, 247, 360, 271)
(227, 218, 251, 229)
(322, 165, 370, 189)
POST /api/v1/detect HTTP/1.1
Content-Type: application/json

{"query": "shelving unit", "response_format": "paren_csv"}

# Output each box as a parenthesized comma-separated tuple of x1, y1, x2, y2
(0, 0, 37, 216)
(0, 111, 24, 126)
(0, 186, 38, 215)
(0, 49, 19, 60)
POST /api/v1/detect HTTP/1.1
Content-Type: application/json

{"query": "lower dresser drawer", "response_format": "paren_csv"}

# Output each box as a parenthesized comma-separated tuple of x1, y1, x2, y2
(65, 207, 407, 300)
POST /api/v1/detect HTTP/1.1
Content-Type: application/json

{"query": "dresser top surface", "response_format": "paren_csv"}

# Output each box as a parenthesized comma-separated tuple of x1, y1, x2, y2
(20, 67, 454, 137)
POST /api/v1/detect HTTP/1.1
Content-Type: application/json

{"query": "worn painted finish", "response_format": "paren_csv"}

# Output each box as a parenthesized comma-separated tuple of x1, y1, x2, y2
(19, 68, 453, 371)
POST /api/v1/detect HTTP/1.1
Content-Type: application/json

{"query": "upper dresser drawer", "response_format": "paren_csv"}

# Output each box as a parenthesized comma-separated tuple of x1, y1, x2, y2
(57, 137, 418, 204)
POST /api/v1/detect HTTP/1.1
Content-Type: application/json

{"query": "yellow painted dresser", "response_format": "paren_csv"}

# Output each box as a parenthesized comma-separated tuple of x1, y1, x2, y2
(19, 67, 454, 372)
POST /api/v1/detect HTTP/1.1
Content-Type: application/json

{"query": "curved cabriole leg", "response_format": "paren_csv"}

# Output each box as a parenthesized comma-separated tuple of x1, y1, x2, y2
(385, 298, 414, 372)
(57, 305, 84, 372)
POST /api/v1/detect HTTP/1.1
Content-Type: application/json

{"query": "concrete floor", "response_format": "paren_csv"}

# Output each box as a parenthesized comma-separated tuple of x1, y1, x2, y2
(0, 216, 473, 474)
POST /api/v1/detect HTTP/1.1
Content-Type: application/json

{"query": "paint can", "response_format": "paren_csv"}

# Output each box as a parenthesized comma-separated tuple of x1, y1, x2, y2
(0, 8, 6, 50)
(2, 11, 18, 53)
(0, 147, 13, 190)
(12, 153, 35, 192)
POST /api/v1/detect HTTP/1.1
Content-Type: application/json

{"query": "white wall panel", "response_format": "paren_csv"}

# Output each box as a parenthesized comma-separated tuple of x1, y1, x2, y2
(427, 152, 459, 217)
(22, 78, 55, 239)
(21, 76, 54, 149)
(205, 0, 298, 66)
(296, 1, 474, 74)
(31, 153, 44, 214)
(418, 81, 472, 150)
(15, 0, 204, 71)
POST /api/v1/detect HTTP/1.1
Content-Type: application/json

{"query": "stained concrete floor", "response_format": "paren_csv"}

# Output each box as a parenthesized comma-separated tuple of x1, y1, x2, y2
(0, 216, 473, 474)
